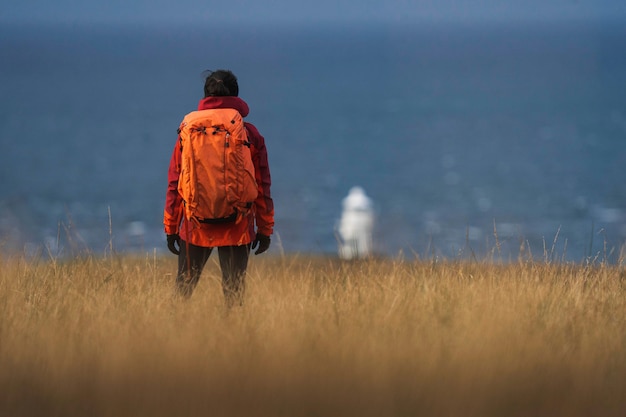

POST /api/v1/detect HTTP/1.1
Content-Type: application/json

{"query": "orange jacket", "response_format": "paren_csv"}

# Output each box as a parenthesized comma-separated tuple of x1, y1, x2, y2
(163, 96, 274, 247)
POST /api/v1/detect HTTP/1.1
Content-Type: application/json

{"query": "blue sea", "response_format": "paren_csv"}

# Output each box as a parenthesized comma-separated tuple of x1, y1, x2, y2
(1, 20, 625, 262)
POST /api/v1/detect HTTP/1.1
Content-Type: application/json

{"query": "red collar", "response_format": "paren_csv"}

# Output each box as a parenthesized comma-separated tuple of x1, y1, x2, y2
(198, 96, 250, 117)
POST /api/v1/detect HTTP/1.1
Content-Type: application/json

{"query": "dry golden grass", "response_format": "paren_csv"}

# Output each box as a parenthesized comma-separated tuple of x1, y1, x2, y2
(1, 251, 625, 416)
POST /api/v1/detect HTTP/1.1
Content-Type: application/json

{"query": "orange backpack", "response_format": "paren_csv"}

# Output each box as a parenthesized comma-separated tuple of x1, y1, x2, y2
(177, 108, 258, 224)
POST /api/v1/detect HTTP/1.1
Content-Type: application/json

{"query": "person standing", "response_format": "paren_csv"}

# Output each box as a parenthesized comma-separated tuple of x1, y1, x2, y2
(164, 69, 274, 306)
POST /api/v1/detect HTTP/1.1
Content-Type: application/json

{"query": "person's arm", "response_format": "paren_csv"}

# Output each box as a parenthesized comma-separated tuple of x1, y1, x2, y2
(163, 140, 184, 235)
(246, 123, 274, 237)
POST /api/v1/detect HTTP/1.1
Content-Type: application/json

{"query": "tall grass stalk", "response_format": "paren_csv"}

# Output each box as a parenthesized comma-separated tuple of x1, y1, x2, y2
(1, 253, 625, 416)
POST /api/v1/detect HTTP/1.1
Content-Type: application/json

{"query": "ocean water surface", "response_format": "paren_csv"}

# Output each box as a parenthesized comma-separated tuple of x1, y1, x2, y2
(1, 20, 625, 261)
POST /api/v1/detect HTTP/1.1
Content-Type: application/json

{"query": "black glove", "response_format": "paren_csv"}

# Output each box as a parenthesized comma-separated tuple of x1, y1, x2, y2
(251, 233, 271, 255)
(166, 234, 181, 255)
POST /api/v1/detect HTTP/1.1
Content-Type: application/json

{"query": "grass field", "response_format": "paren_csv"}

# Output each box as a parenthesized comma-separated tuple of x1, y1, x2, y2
(1, 251, 625, 416)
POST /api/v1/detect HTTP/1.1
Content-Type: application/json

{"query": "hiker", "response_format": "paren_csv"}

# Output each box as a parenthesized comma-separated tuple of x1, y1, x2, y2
(163, 69, 274, 306)
(337, 186, 374, 260)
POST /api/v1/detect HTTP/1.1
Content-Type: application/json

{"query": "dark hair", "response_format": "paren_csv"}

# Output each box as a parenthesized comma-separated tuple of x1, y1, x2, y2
(203, 69, 239, 97)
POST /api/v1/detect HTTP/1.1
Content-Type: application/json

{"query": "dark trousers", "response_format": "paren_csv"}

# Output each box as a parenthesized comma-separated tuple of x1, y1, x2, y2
(176, 240, 250, 306)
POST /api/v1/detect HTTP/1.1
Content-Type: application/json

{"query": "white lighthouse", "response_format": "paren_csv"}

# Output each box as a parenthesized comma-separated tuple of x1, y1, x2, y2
(337, 186, 374, 260)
